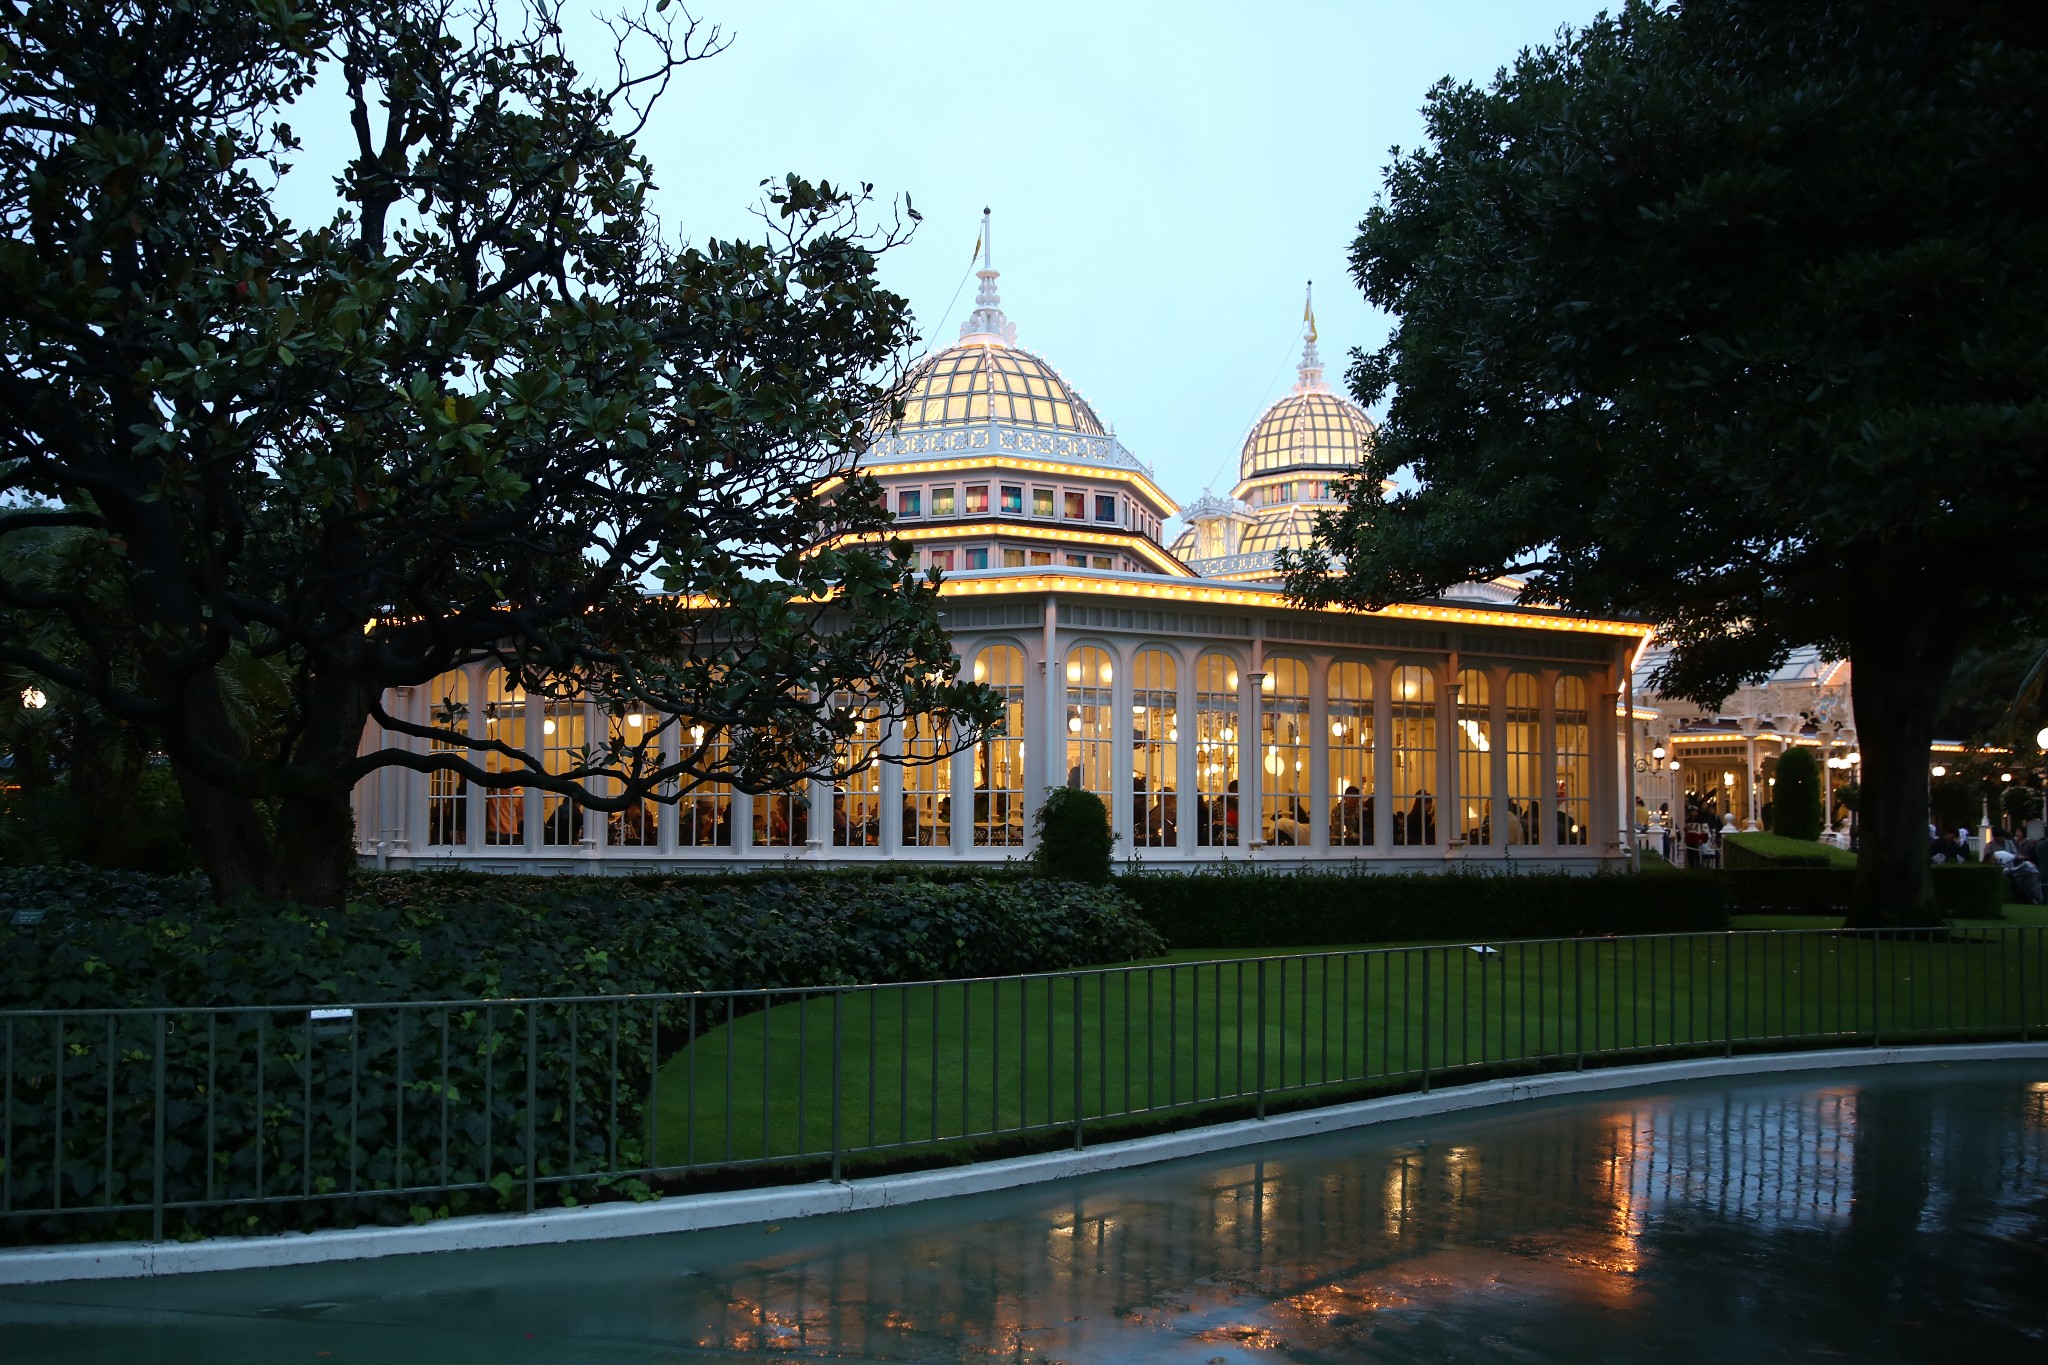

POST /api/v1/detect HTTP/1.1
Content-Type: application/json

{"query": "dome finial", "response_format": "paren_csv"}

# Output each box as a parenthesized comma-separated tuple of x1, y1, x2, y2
(959, 206, 1018, 346)
(1295, 280, 1327, 393)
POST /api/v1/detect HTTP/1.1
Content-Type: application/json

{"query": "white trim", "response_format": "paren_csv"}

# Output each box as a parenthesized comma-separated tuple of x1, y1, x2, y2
(4, 1042, 2040, 1287)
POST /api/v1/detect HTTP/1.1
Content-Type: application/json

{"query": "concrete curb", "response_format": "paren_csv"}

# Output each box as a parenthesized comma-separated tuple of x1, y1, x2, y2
(3, 1041, 2041, 1285)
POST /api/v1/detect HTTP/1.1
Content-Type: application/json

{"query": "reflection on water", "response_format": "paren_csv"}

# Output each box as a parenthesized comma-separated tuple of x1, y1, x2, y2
(3, 1062, 2044, 1363)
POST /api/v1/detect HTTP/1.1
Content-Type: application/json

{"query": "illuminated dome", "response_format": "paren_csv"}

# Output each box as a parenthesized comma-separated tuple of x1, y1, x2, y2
(894, 342, 1107, 435)
(1241, 507, 1321, 555)
(1235, 334, 1374, 486)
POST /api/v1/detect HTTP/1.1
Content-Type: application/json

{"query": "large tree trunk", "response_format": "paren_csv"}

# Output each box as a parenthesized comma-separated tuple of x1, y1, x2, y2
(1846, 591, 1962, 928)
(266, 780, 360, 908)
(173, 766, 274, 902)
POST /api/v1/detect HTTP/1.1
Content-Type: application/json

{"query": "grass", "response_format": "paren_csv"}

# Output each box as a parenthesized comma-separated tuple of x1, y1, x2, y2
(1724, 832, 1859, 868)
(650, 928, 2044, 1170)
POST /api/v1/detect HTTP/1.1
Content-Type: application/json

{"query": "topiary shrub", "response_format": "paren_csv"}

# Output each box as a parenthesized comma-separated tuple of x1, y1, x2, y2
(1033, 786, 1114, 884)
(1772, 747, 1824, 841)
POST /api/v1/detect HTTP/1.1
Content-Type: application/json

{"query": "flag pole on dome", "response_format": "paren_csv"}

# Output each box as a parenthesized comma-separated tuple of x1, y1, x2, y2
(1304, 280, 1317, 344)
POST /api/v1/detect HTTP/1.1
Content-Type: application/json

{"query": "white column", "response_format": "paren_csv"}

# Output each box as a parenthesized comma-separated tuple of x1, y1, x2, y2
(1372, 659, 1394, 849)
(1538, 669, 1558, 852)
(1308, 652, 1331, 853)
(1442, 669, 1463, 853)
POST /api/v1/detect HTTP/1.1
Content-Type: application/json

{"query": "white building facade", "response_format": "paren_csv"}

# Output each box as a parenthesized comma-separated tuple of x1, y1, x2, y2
(353, 220, 1649, 874)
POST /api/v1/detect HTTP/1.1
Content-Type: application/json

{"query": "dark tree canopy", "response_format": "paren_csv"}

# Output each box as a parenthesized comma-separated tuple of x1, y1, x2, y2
(1290, 0, 2048, 923)
(0, 1, 995, 906)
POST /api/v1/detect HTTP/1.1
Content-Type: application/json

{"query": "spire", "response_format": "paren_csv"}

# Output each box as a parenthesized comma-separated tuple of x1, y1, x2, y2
(1294, 279, 1327, 393)
(958, 206, 1018, 346)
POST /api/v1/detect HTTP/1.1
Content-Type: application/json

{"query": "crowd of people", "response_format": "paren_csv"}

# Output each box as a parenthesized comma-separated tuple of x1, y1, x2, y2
(1954, 825, 2043, 905)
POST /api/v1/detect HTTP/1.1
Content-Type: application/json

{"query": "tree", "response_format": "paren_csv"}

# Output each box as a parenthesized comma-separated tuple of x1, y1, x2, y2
(1, 1, 996, 907)
(1288, 0, 2048, 925)
(1772, 747, 1823, 842)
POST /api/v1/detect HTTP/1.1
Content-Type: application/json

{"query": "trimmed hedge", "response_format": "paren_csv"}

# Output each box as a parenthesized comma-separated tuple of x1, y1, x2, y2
(0, 865, 1160, 1012)
(1116, 866, 1729, 949)
(1724, 864, 2006, 919)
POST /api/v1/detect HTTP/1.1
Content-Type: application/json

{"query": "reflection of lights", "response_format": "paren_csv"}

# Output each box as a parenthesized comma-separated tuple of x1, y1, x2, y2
(1226, 671, 1239, 690)
(1460, 718, 1491, 752)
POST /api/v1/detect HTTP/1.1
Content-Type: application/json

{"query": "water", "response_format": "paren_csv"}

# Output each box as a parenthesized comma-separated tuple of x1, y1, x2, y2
(3, 1060, 2043, 1362)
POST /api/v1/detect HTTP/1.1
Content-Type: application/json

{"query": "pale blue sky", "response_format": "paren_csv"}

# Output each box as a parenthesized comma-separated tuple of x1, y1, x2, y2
(288, 1, 1603, 522)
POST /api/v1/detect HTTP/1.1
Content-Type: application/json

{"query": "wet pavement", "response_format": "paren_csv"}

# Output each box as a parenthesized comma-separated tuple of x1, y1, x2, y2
(3, 1060, 2044, 1363)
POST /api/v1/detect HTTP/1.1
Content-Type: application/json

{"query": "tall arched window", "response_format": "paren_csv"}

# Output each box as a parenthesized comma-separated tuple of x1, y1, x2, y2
(1504, 673, 1541, 846)
(1556, 675, 1591, 846)
(831, 695, 882, 848)
(1457, 669, 1492, 846)
(1194, 652, 1240, 847)
(1064, 646, 1115, 807)
(1260, 658, 1311, 845)
(426, 669, 469, 846)
(1389, 665, 1437, 846)
(482, 671, 526, 847)
(902, 709, 952, 847)
(676, 721, 732, 847)
(604, 706, 662, 848)
(1327, 661, 1373, 846)
(1131, 650, 1178, 847)
(972, 645, 1027, 847)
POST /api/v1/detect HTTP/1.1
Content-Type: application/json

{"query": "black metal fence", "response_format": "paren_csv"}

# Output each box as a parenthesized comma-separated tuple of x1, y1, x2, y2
(2, 926, 2041, 1245)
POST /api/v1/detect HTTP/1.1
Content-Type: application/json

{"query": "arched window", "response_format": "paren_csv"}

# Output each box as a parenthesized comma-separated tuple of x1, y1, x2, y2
(1457, 669, 1492, 846)
(604, 705, 662, 848)
(1194, 653, 1240, 847)
(482, 671, 526, 847)
(426, 669, 469, 846)
(1328, 661, 1373, 847)
(675, 720, 732, 847)
(902, 707, 952, 848)
(972, 645, 1027, 847)
(539, 688, 587, 847)
(1260, 658, 1311, 846)
(1504, 673, 1541, 846)
(1556, 675, 1591, 846)
(832, 695, 882, 848)
(1389, 665, 1437, 846)
(1063, 645, 1115, 807)
(1131, 650, 1178, 848)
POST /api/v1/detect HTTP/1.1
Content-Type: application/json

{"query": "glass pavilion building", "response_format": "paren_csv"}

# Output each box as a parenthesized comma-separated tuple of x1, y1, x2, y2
(353, 227, 1650, 873)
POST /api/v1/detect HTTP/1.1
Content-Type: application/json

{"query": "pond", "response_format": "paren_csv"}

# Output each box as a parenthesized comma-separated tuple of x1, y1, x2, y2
(3, 1059, 2043, 1362)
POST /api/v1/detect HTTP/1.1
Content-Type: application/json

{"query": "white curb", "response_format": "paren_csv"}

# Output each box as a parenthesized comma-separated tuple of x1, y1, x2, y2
(2, 1041, 2041, 1286)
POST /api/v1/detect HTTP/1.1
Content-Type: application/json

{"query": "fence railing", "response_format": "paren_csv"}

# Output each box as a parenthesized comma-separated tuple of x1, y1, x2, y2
(2, 926, 2041, 1245)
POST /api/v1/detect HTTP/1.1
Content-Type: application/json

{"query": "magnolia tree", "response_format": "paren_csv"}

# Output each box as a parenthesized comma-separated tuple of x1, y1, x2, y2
(1289, 0, 2047, 925)
(0, 1, 996, 906)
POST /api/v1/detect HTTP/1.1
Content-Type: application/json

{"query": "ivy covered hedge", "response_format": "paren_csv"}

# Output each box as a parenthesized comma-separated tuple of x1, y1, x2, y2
(0, 865, 1157, 1011)
(0, 865, 1160, 1245)
(1117, 865, 1730, 949)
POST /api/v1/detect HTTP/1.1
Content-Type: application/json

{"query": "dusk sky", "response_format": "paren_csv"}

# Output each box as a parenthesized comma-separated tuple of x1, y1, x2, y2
(288, 0, 1605, 526)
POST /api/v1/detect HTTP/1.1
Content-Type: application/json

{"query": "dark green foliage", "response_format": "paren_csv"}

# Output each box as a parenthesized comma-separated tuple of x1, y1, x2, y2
(1292, 0, 2048, 927)
(1772, 749, 1825, 842)
(0, 2, 995, 908)
(1723, 838, 1833, 871)
(0, 768, 197, 874)
(0, 866, 1161, 1244)
(1725, 866, 2004, 920)
(1034, 787, 1114, 885)
(2003, 785, 2044, 827)
(1117, 866, 1727, 950)
(0, 866, 1161, 1012)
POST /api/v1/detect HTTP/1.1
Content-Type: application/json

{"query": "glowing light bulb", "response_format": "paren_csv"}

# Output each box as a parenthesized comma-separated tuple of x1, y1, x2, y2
(1098, 662, 1113, 685)
(1931, 764, 1946, 778)
(973, 660, 987, 682)
(543, 719, 556, 735)
(1065, 661, 1081, 684)
(1331, 721, 1344, 738)
(20, 687, 47, 710)
(1068, 715, 1082, 733)
(1667, 758, 1680, 771)
(1167, 726, 1178, 742)
(626, 713, 644, 728)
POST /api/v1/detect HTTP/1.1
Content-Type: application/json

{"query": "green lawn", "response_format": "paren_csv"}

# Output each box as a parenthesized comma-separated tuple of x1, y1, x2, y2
(651, 929, 2044, 1169)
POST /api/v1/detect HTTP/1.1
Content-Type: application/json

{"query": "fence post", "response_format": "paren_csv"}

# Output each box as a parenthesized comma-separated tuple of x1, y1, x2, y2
(1420, 948, 1432, 1092)
(152, 1012, 166, 1243)
(1574, 939, 1585, 1071)
(1722, 934, 1734, 1058)
(1870, 931, 1882, 1049)
(1072, 975, 1085, 1151)
(1255, 958, 1268, 1119)
(525, 1006, 538, 1215)
(830, 991, 845, 1182)
(2019, 927, 2030, 1043)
